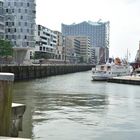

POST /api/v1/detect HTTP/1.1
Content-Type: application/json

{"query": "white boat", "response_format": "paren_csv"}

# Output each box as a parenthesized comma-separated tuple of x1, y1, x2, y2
(92, 58, 133, 81)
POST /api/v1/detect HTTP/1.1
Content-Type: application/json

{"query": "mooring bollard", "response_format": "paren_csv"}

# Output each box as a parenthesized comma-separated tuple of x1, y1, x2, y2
(0, 73, 14, 136)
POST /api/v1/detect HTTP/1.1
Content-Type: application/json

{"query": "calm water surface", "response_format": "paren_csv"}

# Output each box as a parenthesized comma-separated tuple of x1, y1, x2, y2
(13, 71, 140, 140)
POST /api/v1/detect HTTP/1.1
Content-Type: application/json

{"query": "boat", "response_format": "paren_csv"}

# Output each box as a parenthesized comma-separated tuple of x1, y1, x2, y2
(92, 58, 133, 81)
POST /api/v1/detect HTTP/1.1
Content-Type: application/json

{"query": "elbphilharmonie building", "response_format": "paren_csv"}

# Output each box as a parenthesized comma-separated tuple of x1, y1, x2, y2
(62, 21, 110, 64)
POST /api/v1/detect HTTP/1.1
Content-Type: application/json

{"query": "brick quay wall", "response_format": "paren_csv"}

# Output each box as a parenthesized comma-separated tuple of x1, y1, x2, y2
(0, 64, 94, 81)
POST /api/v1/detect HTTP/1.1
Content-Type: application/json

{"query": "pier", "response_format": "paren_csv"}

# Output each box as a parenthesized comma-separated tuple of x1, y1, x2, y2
(108, 75, 140, 85)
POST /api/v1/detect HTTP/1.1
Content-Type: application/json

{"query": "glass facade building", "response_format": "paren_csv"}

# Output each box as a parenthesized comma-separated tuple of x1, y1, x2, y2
(62, 21, 110, 48)
(62, 21, 110, 63)
(4, 0, 36, 48)
(0, 0, 4, 39)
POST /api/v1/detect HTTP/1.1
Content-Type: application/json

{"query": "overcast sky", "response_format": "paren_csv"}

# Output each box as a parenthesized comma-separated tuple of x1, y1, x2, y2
(36, 0, 140, 61)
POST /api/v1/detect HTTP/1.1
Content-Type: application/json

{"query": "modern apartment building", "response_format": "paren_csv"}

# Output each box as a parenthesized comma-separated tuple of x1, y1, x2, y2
(4, 0, 36, 64)
(63, 36, 72, 63)
(35, 25, 57, 59)
(73, 36, 91, 63)
(0, 0, 4, 39)
(62, 20, 110, 64)
(54, 31, 65, 60)
(66, 36, 80, 63)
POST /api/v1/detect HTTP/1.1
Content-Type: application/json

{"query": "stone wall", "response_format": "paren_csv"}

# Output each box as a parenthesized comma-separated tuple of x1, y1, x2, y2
(0, 64, 93, 81)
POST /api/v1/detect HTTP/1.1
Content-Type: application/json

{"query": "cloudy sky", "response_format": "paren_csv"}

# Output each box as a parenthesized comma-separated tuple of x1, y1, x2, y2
(36, 0, 140, 61)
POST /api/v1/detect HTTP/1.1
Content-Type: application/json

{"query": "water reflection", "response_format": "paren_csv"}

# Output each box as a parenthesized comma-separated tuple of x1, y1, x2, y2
(32, 93, 109, 123)
(31, 93, 109, 140)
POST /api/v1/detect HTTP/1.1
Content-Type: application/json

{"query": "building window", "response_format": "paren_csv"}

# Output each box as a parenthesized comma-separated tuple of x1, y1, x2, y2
(18, 9, 21, 13)
(8, 28, 10, 32)
(5, 35, 8, 39)
(32, 10, 36, 14)
(27, 29, 29, 33)
(14, 41, 16, 45)
(27, 3, 30, 7)
(12, 9, 14, 13)
(12, 35, 15, 39)
(25, 22, 27, 26)
(14, 2, 17, 6)
(21, 2, 23, 6)
(25, 9, 27, 13)
(27, 42, 29, 46)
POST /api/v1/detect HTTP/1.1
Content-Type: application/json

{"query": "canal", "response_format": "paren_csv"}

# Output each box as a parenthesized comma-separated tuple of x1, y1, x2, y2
(13, 71, 140, 140)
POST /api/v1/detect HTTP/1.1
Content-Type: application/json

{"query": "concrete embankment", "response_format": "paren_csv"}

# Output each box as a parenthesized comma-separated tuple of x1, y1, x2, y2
(108, 75, 140, 85)
(0, 64, 93, 81)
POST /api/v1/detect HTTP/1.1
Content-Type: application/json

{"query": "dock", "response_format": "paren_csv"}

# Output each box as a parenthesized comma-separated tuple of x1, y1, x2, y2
(108, 75, 140, 85)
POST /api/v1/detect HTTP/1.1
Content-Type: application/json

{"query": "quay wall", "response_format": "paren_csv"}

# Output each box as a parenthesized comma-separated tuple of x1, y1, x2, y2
(0, 64, 93, 81)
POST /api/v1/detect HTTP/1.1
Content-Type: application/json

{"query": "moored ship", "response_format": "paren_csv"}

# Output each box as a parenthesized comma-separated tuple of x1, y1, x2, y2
(92, 58, 132, 81)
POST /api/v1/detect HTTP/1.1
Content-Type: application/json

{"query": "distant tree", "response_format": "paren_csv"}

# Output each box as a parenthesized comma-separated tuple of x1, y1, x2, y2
(0, 39, 13, 64)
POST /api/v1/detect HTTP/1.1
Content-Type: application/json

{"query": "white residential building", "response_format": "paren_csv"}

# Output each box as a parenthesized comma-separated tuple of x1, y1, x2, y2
(54, 31, 65, 60)
(35, 25, 57, 59)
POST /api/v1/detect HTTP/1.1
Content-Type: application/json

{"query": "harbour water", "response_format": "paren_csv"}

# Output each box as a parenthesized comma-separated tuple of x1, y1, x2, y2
(13, 71, 140, 140)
